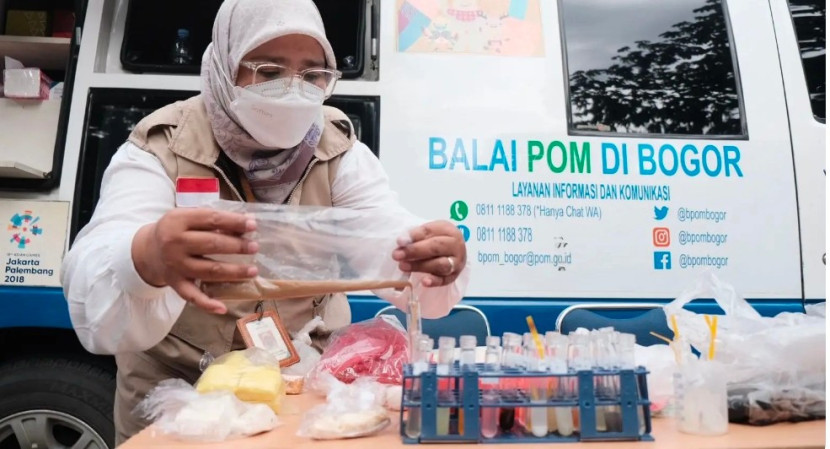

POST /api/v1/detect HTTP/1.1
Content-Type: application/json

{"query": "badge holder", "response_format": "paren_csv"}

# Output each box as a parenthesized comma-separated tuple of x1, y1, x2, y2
(237, 301, 301, 368)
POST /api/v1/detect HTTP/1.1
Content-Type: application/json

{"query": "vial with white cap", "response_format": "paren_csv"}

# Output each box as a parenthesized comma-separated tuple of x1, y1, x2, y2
(436, 336, 456, 435)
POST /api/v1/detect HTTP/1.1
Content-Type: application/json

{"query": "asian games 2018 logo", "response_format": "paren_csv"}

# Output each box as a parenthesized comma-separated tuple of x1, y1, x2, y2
(8, 210, 43, 249)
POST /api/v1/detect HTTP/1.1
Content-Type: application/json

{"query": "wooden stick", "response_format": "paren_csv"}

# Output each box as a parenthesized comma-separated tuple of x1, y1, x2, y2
(201, 277, 413, 301)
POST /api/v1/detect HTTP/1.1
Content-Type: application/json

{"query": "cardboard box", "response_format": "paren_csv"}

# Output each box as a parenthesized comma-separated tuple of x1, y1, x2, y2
(5, 10, 49, 37)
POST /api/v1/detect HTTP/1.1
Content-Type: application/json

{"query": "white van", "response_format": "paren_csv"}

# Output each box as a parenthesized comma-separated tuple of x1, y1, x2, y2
(0, 0, 824, 447)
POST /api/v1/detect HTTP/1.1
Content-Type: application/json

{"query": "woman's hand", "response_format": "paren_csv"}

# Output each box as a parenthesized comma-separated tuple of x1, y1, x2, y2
(392, 221, 467, 287)
(132, 209, 259, 314)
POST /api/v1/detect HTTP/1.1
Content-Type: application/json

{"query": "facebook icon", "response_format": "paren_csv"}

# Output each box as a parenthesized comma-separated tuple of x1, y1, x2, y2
(653, 251, 672, 270)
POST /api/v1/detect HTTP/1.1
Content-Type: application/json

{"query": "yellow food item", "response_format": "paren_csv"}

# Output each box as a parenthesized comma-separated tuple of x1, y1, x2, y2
(196, 351, 285, 414)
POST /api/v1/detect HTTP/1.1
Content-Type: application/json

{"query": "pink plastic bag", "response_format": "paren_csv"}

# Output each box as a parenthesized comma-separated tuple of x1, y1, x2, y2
(310, 315, 409, 386)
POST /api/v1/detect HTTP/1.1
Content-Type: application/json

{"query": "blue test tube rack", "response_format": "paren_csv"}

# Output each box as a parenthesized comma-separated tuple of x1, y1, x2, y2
(400, 363, 654, 444)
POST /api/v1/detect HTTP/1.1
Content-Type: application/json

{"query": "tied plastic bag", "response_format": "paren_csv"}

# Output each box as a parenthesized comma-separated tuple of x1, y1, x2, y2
(282, 316, 328, 394)
(664, 272, 826, 425)
(134, 379, 278, 442)
(297, 374, 391, 440)
(309, 315, 409, 389)
(195, 347, 286, 414)
(635, 343, 676, 415)
(198, 200, 417, 300)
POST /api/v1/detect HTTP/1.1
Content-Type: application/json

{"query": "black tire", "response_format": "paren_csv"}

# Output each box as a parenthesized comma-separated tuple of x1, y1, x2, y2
(0, 357, 115, 449)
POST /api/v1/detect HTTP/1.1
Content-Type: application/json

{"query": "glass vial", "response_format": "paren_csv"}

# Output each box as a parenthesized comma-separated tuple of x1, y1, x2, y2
(481, 336, 502, 439)
(458, 335, 476, 435)
(405, 335, 432, 439)
(436, 336, 456, 436)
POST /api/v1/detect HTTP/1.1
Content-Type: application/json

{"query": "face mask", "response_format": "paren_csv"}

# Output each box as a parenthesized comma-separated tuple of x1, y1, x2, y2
(230, 78, 325, 148)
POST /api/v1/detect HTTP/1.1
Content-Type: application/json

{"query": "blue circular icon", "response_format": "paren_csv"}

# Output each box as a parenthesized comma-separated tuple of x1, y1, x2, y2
(457, 225, 470, 242)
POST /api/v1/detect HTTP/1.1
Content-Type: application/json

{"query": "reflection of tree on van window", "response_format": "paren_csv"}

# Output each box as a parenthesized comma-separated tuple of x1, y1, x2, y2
(788, 0, 825, 121)
(568, 0, 742, 136)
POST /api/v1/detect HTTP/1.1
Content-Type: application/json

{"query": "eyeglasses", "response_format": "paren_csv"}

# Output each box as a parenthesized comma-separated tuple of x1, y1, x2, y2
(240, 61, 341, 100)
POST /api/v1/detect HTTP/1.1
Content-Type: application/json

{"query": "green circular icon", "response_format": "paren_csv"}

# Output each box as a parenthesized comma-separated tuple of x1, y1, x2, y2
(450, 201, 469, 221)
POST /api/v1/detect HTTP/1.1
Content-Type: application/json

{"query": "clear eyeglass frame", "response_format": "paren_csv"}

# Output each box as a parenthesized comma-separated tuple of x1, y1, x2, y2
(240, 61, 341, 100)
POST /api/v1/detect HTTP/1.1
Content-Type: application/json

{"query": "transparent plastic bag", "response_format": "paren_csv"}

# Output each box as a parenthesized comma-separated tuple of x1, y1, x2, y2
(297, 376, 391, 440)
(199, 200, 417, 300)
(195, 347, 286, 414)
(664, 272, 826, 425)
(134, 379, 278, 442)
(282, 316, 328, 394)
(308, 315, 409, 389)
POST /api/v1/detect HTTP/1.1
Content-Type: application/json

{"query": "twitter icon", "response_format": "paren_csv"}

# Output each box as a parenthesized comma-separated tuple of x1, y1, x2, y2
(654, 206, 669, 221)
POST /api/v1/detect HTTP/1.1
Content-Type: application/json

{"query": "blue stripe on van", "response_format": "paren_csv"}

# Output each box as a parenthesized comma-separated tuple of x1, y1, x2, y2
(348, 295, 813, 338)
(0, 287, 818, 336)
(0, 286, 72, 329)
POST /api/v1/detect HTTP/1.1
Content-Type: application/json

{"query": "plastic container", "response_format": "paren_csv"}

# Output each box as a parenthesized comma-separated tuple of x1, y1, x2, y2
(673, 361, 729, 436)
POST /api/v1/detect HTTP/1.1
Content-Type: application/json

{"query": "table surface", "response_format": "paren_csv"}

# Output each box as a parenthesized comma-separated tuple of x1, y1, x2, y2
(121, 394, 826, 449)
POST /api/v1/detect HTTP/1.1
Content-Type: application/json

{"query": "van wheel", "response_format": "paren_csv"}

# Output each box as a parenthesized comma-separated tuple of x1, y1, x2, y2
(0, 357, 115, 449)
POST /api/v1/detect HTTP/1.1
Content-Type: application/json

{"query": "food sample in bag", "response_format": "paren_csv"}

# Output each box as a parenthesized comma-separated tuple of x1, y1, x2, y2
(309, 315, 409, 386)
(298, 377, 391, 440)
(302, 408, 390, 440)
(195, 348, 285, 413)
(134, 378, 279, 443)
(198, 201, 420, 301)
(283, 375, 305, 395)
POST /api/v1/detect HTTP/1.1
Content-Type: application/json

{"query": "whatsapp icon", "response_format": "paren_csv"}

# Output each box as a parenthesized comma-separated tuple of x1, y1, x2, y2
(450, 201, 469, 221)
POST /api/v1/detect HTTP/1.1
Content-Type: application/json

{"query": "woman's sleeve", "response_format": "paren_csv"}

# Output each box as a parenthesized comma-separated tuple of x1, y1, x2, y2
(330, 142, 470, 319)
(61, 142, 186, 354)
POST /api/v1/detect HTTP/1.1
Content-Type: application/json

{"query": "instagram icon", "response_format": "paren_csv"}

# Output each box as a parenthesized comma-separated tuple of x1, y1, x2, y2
(653, 227, 671, 247)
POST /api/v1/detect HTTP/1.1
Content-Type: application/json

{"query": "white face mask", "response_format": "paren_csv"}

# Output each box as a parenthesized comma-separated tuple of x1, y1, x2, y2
(230, 78, 325, 148)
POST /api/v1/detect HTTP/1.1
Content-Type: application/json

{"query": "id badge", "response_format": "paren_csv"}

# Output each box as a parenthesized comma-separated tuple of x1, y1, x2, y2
(237, 310, 300, 368)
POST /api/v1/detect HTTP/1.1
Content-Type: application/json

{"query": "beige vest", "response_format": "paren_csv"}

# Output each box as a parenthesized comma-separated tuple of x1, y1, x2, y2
(112, 95, 355, 444)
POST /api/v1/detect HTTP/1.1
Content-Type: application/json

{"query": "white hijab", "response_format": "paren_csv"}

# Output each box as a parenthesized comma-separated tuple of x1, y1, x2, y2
(200, 0, 337, 203)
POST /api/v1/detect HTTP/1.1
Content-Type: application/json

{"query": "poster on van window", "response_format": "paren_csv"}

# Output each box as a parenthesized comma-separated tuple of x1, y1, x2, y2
(397, 0, 544, 56)
(0, 200, 69, 288)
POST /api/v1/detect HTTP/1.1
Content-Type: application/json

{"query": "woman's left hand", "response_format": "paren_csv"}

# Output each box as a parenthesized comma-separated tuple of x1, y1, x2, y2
(392, 220, 467, 287)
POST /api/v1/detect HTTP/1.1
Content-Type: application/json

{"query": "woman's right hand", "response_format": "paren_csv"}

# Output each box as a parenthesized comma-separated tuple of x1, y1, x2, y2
(131, 208, 259, 314)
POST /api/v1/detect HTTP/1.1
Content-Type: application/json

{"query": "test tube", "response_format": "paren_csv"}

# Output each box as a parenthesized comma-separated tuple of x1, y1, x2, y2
(548, 332, 574, 436)
(481, 336, 502, 439)
(458, 335, 476, 435)
(520, 336, 541, 432)
(617, 333, 645, 434)
(527, 349, 549, 437)
(498, 333, 521, 432)
(544, 332, 560, 434)
(436, 336, 456, 435)
(594, 330, 618, 432)
(569, 332, 593, 433)
(406, 288, 422, 364)
(405, 335, 432, 439)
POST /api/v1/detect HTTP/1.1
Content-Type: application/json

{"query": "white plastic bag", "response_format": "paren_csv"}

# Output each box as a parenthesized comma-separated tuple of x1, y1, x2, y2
(635, 343, 676, 415)
(297, 376, 391, 440)
(134, 379, 279, 442)
(664, 272, 825, 424)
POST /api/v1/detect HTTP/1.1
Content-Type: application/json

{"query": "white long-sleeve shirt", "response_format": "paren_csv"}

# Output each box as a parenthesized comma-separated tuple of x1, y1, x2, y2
(62, 140, 469, 355)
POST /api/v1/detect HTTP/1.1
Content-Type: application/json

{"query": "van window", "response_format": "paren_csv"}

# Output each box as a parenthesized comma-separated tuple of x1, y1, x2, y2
(788, 0, 826, 122)
(561, 0, 745, 137)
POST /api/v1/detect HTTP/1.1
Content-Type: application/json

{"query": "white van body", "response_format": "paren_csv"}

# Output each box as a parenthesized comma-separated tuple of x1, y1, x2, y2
(5, 0, 827, 332)
(0, 0, 823, 446)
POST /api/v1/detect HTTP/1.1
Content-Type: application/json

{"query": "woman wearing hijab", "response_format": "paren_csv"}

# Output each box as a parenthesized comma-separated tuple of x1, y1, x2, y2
(61, 0, 469, 443)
